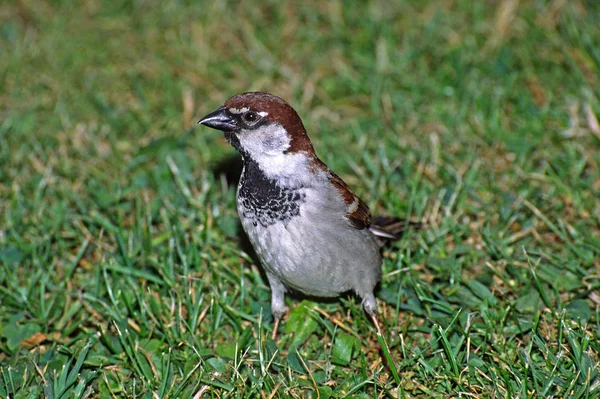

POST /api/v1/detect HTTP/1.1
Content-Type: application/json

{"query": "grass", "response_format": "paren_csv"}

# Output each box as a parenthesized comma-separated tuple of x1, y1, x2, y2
(1, 0, 599, 397)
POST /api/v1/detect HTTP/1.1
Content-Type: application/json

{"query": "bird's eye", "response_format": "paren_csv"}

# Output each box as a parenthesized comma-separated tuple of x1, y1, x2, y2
(242, 111, 260, 124)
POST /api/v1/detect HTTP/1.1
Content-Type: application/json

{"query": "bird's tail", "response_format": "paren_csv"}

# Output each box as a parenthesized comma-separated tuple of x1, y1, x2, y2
(369, 216, 423, 241)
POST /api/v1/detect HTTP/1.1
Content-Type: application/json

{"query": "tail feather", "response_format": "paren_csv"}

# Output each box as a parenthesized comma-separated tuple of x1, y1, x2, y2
(369, 216, 423, 241)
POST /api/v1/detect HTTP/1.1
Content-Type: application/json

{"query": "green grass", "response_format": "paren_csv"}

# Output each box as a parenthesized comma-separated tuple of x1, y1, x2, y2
(1, 0, 599, 397)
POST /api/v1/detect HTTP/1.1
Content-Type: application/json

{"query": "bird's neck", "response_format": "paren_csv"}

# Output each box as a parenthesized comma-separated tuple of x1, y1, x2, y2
(239, 151, 318, 189)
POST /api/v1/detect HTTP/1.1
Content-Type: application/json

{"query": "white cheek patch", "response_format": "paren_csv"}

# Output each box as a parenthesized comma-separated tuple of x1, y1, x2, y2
(237, 123, 315, 183)
(238, 124, 291, 156)
(263, 136, 287, 151)
(258, 111, 268, 117)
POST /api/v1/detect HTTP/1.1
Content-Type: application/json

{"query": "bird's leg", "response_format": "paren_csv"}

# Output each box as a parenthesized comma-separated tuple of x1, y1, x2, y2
(360, 293, 389, 347)
(362, 292, 385, 336)
(371, 313, 383, 337)
(362, 292, 378, 318)
(266, 272, 288, 340)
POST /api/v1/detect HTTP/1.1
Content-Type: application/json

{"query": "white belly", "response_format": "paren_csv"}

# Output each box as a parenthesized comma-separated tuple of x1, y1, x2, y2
(238, 190, 381, 297)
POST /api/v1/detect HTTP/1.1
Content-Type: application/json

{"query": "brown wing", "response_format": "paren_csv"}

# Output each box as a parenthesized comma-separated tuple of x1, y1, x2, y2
(309, 158, 371, 229)
(328, 171, 371, 230)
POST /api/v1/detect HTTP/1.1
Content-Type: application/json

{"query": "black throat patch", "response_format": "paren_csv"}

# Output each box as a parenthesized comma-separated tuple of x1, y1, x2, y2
(237, 158, 305, 228)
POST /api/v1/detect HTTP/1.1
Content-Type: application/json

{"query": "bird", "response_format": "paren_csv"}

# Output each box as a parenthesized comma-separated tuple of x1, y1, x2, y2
(198, 92, 411, 337)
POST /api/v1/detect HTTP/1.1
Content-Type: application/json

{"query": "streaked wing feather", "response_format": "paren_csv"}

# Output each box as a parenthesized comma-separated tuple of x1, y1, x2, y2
(327, 169, 371, 230)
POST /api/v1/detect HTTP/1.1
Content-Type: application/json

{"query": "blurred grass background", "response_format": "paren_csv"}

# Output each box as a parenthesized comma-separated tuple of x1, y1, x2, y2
(1, 0, 599, 397)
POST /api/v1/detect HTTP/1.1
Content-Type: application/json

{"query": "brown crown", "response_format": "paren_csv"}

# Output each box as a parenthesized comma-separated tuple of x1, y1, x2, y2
(225, 92, 315, 154)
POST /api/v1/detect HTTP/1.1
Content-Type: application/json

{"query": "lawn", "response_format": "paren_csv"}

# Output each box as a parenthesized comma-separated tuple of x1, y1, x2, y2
(1, 0, 599, 397)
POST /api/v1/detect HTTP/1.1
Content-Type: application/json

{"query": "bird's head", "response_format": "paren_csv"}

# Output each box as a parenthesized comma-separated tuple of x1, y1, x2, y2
(199, 92, 315, 160)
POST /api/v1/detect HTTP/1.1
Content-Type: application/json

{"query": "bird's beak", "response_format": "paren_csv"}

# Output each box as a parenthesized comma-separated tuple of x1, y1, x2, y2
(198, 107, 237, 131)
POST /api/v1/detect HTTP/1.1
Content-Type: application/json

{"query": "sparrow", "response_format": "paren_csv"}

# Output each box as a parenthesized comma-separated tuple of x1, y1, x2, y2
(198, 92, 409, 336)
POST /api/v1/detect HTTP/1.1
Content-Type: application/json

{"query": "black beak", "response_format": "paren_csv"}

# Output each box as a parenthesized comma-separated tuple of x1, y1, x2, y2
(198, 107, 237, 131)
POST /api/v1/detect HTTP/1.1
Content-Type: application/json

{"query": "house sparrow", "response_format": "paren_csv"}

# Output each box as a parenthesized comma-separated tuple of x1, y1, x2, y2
(199, 92, 409, 336)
